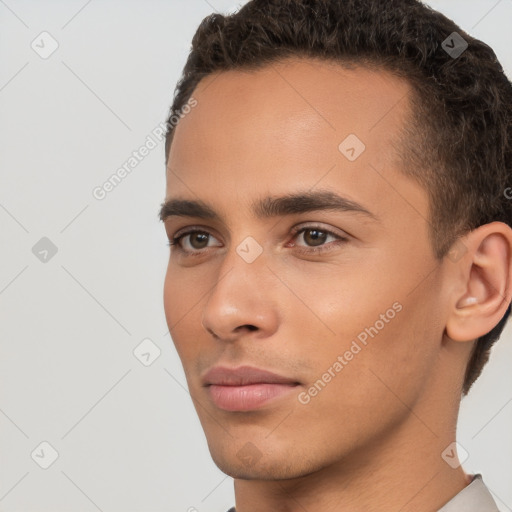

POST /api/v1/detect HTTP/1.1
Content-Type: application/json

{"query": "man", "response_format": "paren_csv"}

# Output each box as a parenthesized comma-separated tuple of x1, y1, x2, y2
(159, 0, 512, 510)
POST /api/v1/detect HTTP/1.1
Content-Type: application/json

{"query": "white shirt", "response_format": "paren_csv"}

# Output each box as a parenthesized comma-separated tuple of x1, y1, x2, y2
(438, 474, 500, 511)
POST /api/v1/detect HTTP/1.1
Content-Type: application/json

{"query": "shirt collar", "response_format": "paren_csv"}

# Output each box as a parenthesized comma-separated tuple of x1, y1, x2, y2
(437, 474, 500, 511)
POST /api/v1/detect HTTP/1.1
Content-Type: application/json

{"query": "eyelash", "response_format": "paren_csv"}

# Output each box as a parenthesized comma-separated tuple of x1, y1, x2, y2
(167, 225, 348, 256)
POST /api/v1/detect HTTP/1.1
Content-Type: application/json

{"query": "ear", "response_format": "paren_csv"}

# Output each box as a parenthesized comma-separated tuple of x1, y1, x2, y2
(445, 221, 512, 342)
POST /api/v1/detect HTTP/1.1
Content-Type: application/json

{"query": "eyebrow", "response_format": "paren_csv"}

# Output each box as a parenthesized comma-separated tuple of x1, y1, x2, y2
(158, 189, 379, 223)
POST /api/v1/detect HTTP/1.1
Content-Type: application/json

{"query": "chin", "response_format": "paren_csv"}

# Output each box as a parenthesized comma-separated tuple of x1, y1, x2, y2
(207, 440, 324, 481)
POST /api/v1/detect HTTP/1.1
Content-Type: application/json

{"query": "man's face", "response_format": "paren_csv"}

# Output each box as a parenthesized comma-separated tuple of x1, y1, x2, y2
(162, 58, 450, 479)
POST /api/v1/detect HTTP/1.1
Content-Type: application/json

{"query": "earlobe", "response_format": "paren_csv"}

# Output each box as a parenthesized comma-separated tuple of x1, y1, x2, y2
(445, 222, 512, 343)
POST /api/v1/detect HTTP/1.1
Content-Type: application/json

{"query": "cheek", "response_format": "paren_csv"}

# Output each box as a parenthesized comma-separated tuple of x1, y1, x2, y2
(163, 265, 204, 362)
(290, 302, 434, 450)
(163, 265, 180, 330)
(282, 254, 438, 391)
(164, 260, 205, 322)
(273, 258, 392, 346)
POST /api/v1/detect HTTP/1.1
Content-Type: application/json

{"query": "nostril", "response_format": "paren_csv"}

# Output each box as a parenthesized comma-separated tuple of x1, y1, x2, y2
(238, 324, 258, 332)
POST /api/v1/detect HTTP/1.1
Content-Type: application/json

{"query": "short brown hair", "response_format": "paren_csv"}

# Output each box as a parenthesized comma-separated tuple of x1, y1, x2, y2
(164, 0, 512, 395)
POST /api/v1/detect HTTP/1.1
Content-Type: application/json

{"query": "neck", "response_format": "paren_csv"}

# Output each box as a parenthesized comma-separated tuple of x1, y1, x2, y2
(232, 406, 471, 512)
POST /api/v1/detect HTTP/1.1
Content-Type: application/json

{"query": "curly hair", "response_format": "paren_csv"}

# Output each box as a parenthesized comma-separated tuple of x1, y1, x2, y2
(164, 0, 512, 396)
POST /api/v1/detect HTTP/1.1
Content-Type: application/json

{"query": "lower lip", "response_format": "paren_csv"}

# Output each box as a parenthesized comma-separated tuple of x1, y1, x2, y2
(207, 383, 299, 411)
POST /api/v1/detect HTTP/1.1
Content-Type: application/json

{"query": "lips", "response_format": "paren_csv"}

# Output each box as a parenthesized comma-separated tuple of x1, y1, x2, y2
(202, 365, 300, 411)
(202, 365, 300, 386)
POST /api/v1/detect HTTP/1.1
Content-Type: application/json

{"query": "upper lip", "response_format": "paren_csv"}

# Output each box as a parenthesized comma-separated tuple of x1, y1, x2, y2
(202, 365, 299, 386)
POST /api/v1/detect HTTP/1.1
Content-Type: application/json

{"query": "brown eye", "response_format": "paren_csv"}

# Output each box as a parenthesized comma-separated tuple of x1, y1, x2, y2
(187, 232, 210, 250)
(291, 225, 348, 254)
(169, 229, 222, 254)
(302, 228, 328, 247)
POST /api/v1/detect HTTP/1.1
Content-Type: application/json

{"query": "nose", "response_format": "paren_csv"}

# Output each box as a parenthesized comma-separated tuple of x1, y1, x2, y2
(200, 243, 279, 343)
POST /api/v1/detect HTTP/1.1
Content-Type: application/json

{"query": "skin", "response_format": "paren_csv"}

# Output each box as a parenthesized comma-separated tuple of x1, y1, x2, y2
(161, 57, 512, 512)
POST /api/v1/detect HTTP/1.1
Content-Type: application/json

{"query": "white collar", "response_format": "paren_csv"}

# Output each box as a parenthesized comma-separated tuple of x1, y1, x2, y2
(437, 474, 500, 511)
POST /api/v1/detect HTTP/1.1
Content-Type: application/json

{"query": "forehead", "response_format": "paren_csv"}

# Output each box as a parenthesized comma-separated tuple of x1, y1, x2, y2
(169, 57, 412, 155)
(166, 57, 426, 227)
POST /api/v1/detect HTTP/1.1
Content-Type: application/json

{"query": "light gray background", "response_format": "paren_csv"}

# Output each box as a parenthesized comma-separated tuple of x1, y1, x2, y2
(0, 1, 511, 511)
